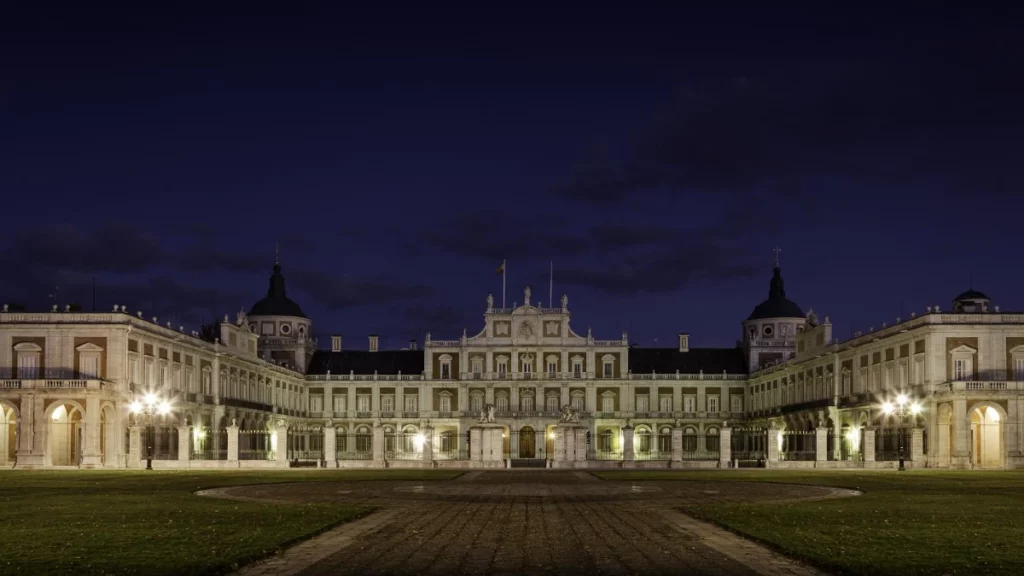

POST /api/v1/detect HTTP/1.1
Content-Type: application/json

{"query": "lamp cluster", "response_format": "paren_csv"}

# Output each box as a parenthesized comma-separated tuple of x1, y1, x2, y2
(130, 392, 172, 416)
(881, 394, 922, 417)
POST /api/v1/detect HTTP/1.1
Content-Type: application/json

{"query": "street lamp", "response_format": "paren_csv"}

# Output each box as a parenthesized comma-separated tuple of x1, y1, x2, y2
(881, 394, 922, 471)
(130, 392, 172, 470)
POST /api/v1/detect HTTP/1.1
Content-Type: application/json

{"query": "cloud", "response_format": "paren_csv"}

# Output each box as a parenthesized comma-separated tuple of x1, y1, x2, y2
(289, 269, 432, 311)
(419, 209, 591, 261)
(0, 222, 164, 274)
(403, 303, 469, 338)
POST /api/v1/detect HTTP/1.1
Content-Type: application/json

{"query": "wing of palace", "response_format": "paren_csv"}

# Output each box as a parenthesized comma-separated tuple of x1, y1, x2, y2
(1, 260, 1021, 470)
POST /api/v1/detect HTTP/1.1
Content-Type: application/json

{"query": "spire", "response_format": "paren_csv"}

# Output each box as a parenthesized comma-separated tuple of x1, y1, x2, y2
(773, 245, 782, 267)
(267, 258, 287, 299)
(768, 266, 786, 299)
(275, 241, 280, 266)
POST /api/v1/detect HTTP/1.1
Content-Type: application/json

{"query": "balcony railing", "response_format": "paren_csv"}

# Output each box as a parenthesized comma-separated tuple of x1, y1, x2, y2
(941, 380, 1023, 392)
(0, 379, 107, 390)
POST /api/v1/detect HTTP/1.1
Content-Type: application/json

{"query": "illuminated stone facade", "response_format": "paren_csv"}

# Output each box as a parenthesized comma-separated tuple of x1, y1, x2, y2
(1, 262, 1021, 469)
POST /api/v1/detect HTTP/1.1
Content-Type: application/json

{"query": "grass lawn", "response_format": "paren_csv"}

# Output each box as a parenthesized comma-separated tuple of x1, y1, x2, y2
(0, 469, 460, 575)
(593, 470, 1024, 575)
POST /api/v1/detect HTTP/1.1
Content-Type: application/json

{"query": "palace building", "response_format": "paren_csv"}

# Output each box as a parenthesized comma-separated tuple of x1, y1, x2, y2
(1, 258, 1021, 470)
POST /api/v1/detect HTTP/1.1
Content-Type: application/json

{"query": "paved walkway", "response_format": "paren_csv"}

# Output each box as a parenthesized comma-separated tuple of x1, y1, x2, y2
(202, 471, 858, 576)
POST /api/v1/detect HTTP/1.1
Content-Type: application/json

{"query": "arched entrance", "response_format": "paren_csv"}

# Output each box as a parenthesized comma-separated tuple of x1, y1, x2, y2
(518, 426, 536, 458)
(970, 404, 1003, 468)
(0, 401, 17, 466)
(48, 403, 83, 466)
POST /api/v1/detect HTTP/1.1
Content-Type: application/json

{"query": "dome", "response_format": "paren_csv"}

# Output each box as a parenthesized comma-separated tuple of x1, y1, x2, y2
(747, 266, 804, 321)
(248, 263, 308, 318)
(954, 289, 989, 302)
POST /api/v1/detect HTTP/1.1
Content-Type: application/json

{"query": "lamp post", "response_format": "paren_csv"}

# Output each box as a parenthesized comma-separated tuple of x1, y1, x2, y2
(130, 392, 172, 471)
(881, 394, 922, 471)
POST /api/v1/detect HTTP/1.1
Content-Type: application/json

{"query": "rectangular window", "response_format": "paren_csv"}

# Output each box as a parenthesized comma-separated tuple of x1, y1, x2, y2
(635, 394, 649, 412)
(731, 395, 743, 414)
(521, 396, 534, 412)
(1015, 358, 1024, 381)
(546, 395, 558, 411)
(496, 396, 509, 412)
(497, 362, 507, 378)
(334, 395, 348, 413)
(899, 362, 909, 387)
(660, 396, 672, 413)
(884, 364, 894, 389)
(547, 362, 557, 377)
(954, 359, 970, 381)
(404, 395, 417, 412)
(440, 363, 451, 379)
(603, 362, 613, 378)
(79, 355, 100, 379)
(309, 395, 324, 413)
(871, 365, 881, 391)
(381, 395, 395, 412)
(185, 369, 194, 393)
(570, 395, 584, 411)
(202, 371, 212, 395)
(522, 362, 531, 378)
(17, 354, 40, 379)
(683, 395, 696, 413)
(708, 395, 720, 413)
(470, 395, 483, 413)
(601, 395, 614, 412)
(357, 395, 371, 412)
(145, 360, 154, 388)
(471, 358, 483, 378)
(439, 395, 452, 412)
(573, 362, 582, 378)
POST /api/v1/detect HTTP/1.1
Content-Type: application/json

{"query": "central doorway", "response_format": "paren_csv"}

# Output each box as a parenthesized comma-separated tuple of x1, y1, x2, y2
(508, 425, 545, 467)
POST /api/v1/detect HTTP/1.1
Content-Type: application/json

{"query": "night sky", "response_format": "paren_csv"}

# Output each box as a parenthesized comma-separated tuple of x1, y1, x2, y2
(3, 5, 1023, 350)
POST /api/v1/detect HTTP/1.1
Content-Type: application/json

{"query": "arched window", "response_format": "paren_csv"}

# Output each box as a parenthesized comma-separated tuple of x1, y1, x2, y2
(636, 428, 652, 453)
(658, 427, 672, 453)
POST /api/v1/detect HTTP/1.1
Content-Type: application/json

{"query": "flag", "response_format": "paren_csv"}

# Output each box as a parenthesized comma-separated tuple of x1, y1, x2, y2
(495, 260, 505, 275)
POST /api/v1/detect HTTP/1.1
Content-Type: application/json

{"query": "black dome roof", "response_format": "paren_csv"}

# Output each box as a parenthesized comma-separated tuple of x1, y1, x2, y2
(747, 266, 805, 321)
(954, 289, 989, 301)
(248, 263, 308, 318)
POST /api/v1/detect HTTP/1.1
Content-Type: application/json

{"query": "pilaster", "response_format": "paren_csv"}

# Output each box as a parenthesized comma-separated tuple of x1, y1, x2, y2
(274, 421, 288, 467)
(421, 425, 433, 463)
(622, 424, 635, 466)
(815, 427, 828, 463)
(766, 425, 780, 466)
(178, 426, 191, 462)
(324, 424, 336, 467)
(719, 426, 732, 468)
(864, 427, 876, 463)
(911, 427, 924, 463)
(226, 423, 239, 462)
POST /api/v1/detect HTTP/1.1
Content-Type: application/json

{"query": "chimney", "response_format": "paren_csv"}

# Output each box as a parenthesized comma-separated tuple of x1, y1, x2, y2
(331, 335, 342, 352)
(408, 339, 418, 351)
(368, 334, 379, 352)
(678, 333, 689, 353)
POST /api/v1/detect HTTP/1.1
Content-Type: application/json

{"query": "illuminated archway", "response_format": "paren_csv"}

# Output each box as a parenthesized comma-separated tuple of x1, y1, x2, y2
(0, 400, 18, 466)
(970, 403, 1004, 468)
(47, 402, 83, 466)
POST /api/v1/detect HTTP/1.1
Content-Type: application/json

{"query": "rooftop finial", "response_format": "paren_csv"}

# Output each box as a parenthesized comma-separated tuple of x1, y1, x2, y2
(773, 245, 782, 268)
(275, 241, 280, 266)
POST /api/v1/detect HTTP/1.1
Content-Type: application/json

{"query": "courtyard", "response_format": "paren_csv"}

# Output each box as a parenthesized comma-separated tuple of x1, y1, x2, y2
(0, 469, 1022, 575)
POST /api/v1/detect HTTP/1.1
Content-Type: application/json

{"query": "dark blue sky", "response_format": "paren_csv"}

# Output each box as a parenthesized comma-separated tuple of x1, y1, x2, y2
(2, 4, 1023, 349)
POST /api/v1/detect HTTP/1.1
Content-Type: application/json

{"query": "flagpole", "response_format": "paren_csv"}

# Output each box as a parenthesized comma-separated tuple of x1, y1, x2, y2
(549, 260, 553, 308)
(502, 260, 507, 309)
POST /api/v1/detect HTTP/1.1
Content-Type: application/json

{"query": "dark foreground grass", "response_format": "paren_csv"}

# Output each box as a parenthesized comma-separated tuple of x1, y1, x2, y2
(594, 470, 1024, 575)
(0, 469, 460, 575)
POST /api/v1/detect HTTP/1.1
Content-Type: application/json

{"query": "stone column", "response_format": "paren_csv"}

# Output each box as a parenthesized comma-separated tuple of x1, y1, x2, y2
(324, 424, 336, 467)
(815, 427, 828, 463)
(766, 426, 780, 466)
(470, 427, 483, 462)
(227, 422, 239, 463)
(952, 396, 970, 468)
(864, 427, 876, 463)
(575, 428, 587, 463)
(622, 424, 635, 466)
(128, 425, 142, 468)
(372, 425, 385, 465)
(80, 396, 102, 468)
(670, 427, 683, 466)
(274, 421, 289, 467)
(553, 426, 566, 463)
(719, 426, 732, 468)
(177, 426, 190, 462)
(911, 427, 924, 464)
(421, 426, 434, 464)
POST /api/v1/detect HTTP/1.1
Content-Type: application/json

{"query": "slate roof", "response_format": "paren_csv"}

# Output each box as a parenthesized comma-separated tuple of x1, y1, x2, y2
(954, 289, 989, 301)
(307, 350, 425, 375)
(249, 263, 308, 318)
(747, 266, 804, 320)
(628, 347, 748, 375)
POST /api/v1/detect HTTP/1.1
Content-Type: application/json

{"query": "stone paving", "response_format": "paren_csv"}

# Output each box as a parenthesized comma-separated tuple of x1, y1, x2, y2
(204, 471, 859, 576)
